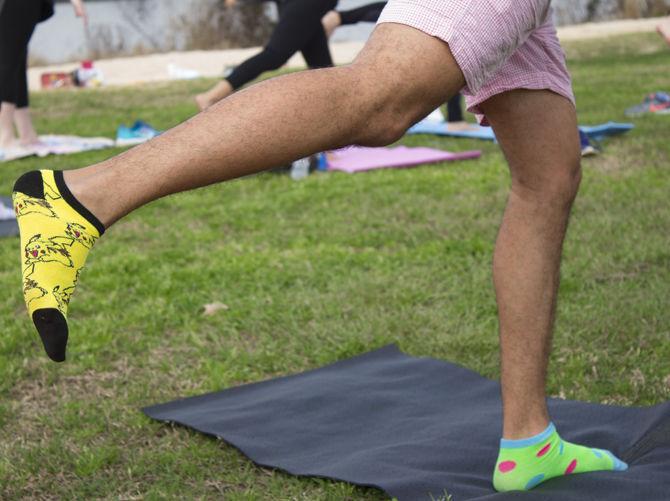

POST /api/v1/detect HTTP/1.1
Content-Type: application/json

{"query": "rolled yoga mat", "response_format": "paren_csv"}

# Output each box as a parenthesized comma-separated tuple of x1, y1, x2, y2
(144, 345, 670, 501)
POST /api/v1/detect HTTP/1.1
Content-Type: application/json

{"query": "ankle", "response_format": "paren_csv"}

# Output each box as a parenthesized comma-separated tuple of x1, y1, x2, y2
(62, 170, 111, 229)
(503, 414, 551, 440)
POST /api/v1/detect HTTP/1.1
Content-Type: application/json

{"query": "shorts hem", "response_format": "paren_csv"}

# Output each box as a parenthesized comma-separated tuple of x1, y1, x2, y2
(466, 76, 575, 126)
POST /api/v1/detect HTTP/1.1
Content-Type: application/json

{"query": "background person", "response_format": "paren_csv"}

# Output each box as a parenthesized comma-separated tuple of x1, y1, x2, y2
(0, 0, 87, 160)
(196, 0, 337, 110)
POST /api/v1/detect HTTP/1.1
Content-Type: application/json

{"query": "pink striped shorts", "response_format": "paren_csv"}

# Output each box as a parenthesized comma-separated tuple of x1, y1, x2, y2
(377, 0, 575, 124)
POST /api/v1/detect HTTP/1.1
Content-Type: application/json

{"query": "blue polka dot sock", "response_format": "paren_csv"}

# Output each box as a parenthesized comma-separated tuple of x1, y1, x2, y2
(493, 423, 628, 492)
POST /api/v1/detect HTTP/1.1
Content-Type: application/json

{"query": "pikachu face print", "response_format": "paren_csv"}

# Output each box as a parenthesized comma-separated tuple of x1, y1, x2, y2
(13, 193, 57, 219)
(24, 234, 74, 269)
(64, 222, 97, 249)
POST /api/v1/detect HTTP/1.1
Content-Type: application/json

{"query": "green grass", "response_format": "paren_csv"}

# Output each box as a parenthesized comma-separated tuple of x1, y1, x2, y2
(1, 33, 669, 499)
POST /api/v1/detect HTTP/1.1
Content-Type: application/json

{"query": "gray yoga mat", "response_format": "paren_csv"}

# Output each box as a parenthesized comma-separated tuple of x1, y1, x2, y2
(143, 345, 670, 500)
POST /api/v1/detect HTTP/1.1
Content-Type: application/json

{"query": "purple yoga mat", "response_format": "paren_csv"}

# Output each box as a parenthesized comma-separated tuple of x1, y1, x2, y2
(326, 146, 481, 174)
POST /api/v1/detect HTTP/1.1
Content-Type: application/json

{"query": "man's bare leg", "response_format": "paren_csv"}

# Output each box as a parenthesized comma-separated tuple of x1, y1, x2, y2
(14, 24, 463, 362)
(481, 89, 581, 439)
(65, 24, 463, 227)
(483, 90, 626, 492)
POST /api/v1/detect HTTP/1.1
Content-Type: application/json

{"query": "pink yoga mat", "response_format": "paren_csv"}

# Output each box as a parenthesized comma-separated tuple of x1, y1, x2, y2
(326, 146, 481, 174)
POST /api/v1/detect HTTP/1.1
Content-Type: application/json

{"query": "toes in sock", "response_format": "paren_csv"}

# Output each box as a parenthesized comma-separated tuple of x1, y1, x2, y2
(493, 422, 628, 492)
(13, 170, 104, 362)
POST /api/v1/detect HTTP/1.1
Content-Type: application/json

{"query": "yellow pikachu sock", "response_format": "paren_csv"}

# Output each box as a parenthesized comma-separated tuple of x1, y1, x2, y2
(13, 170, 104, 362)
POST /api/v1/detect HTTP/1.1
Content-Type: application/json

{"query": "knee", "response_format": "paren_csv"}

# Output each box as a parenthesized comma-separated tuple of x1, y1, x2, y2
(345, 63, 443, 147)
(550, 153, 582, 204)
(513, 153, 582, 209)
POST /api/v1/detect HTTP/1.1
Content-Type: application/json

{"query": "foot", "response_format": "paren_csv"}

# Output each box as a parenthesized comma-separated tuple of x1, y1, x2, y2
(13, 170, 105, 362)
(195, 81, 234, 111)
(493, 423, 627, 492)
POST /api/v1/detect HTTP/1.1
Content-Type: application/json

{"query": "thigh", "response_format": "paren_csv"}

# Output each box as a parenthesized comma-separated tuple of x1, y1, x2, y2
(479, 89, 579, 185)
(377, 0, 551, 95)
(352, 23, 466, 129)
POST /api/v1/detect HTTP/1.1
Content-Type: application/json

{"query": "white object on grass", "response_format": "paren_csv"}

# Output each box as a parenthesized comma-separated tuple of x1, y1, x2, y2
(425, 107, 445, 123)
(168, 63, 201, 80)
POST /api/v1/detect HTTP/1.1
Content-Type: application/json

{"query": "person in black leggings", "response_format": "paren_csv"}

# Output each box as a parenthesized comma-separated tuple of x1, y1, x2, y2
(322, 1, 475, 129)
(196, 0, 338, 110)
(0, 0, 86, 158)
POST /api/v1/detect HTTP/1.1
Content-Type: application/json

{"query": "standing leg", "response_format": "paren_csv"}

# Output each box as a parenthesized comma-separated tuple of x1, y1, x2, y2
(483, 89, 580, 439)
(483, 89, 626, 491)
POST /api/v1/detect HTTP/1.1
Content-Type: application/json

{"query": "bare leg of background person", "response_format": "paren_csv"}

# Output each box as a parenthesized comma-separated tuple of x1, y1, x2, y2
(14, 107, 40, 146)
(195, 80, 234, 111)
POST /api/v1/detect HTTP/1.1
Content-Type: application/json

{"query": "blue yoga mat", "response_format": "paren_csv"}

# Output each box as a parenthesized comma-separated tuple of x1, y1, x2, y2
(407, 120, 497, 141)
(408, 120, 635, 144)
(578, 122, 634, 142)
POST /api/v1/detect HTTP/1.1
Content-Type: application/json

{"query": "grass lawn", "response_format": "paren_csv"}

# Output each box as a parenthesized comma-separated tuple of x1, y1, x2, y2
(1, 33, 669, 499)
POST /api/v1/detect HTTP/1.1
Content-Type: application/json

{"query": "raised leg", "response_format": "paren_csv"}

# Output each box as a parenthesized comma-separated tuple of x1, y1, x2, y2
(68, 24, 463, 227)
(15, 23, 464, 361)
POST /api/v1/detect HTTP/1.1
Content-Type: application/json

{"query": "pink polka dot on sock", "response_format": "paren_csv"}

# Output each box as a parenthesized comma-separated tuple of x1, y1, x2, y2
(565, 459, 578, 474)
(498, 461, 517, 473)
(536, 443, 551, 457)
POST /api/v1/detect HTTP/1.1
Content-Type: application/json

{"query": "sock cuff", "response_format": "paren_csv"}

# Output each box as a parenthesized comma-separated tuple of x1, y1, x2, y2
(500, 423, 556, 449)
(53, 170, 106, 236)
